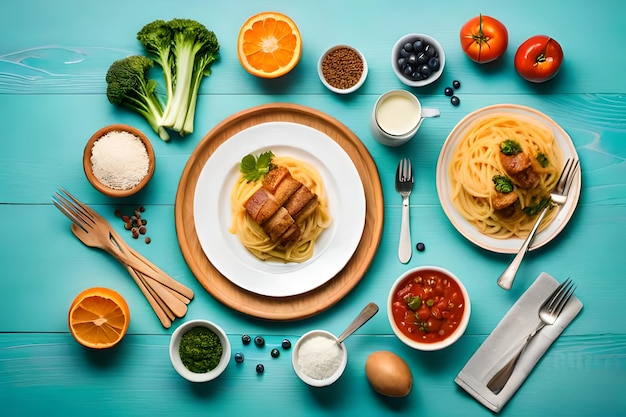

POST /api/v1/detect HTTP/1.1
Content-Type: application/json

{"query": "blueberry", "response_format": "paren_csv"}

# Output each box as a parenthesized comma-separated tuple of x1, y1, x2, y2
(413, 40, 424, 52)
(254, 336, 265, 347)
(242, 334, 251, 345)
(428, 57, 440, 71)
(408, 54, 418, 65)
(444, 87, 454, 96)
(256, 364, 265, 374)
(424, 44, 437, 57)
(403, 65, 413, 75)
(403, 42, 414, 52)
(397, 57, 406, 68)
(281, 339, 292, 349)
(419, 65, 432, 76)
(451, 96, 460, 106)
(417, 52, 429, 65)
(399, 48, 411, 58)
(416, 242, 426, 252)
(234, 352, 245, 363)
(270, 348, 280, 358)
(452, 80, 461, 89)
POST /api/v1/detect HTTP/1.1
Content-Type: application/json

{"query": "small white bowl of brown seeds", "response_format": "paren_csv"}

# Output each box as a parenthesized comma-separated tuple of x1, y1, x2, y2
(318, 45, 368, 94)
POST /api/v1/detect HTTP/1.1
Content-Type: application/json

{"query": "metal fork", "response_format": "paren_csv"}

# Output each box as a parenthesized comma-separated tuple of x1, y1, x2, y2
(396, 158, 414, 263)
(498, 158, 580, 290)
(487, 277, 576, 394)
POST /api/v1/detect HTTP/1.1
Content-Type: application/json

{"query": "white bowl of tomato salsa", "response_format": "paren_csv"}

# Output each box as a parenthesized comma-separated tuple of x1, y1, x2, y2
(388, 266, 470, 351)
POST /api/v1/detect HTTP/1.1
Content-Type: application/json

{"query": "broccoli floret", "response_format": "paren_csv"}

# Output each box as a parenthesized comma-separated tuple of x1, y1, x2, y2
(159, 18, 220, 135)
(105, 55, 169, 141)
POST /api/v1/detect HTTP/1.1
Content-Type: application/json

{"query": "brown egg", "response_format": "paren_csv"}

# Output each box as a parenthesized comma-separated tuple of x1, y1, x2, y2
(365, 350, 413, 397)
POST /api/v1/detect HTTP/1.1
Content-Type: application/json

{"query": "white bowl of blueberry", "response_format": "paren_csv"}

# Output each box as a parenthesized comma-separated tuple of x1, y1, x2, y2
(392, 33, 445, 87)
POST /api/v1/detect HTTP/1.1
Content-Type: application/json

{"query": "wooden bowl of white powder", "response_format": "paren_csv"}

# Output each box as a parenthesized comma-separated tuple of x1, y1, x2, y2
(292, 330, 348, 387)
(83, 124, 155, 197)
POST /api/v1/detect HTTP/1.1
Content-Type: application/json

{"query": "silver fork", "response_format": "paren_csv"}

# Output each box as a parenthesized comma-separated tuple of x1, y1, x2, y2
(396, 158, 414, 263)
(498, 158, 580, 290)
(487, 277, 576, 394)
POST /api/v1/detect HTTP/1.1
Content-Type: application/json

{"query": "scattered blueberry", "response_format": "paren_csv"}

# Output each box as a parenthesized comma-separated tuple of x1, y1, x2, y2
(452, 79, 461, 89)
(256, 364, 265, 374)
(241, 334, 251, 345)
(281, 339, 292, 350)
(271, 348, 280, 358)
(254, 336, 265, 347)
(451, 96, 460, 106)
(416, 242, 426, 252)
(444, 87, 454, 96)
(234, 352, 245, 363)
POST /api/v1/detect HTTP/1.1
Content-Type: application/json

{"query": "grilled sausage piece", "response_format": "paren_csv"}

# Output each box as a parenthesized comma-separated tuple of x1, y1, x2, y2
(499, 151, 540, 189)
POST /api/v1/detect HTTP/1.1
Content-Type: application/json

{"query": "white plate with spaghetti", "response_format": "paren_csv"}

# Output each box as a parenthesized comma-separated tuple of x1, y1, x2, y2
(436, 104, 581, 254)
(194, 121, 366, 297)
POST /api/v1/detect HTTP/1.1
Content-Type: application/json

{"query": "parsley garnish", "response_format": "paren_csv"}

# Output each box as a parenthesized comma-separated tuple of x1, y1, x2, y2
(522, 196, 552, 216)
(492, 175, 514, 194)
(500, 140, 522, 156)
(240, 151, 275, 182)
(536, 153, 549, 168)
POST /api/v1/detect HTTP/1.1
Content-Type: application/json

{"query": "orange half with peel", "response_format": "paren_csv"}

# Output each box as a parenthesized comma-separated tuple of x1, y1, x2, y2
(238, 11, 302, 78)
(68, 287, 130, 349)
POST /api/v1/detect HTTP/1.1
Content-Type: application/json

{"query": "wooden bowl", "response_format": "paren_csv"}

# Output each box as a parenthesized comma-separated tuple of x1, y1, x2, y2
(83, 124, 155, 198)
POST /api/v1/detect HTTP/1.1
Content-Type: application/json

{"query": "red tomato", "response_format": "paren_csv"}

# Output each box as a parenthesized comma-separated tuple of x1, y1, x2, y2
(460, 14, 508, 63)
(514, 35, 564, 83)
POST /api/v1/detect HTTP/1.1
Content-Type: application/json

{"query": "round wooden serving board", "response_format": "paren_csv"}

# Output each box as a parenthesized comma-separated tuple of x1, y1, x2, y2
(174, 103, 384, 320)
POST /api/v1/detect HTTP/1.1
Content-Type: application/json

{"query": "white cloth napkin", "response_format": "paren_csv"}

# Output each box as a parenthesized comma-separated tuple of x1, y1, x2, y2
(455, 272, 583, 413)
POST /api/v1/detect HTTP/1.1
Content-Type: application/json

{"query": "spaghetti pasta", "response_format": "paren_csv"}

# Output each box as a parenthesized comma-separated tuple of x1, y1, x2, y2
(229, 155, 332, 262)
(448, 113, 563, 239)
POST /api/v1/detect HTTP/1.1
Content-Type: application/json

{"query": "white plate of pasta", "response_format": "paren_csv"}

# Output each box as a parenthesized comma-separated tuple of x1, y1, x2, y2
(194, 121, 366, 297)
(436, 104, 581, 253)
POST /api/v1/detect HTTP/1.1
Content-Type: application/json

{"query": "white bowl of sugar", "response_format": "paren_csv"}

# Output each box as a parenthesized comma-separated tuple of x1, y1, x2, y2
(292, 329, 348, 387)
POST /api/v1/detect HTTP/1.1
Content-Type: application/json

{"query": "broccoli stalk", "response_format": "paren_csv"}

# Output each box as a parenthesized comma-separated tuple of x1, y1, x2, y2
(158, 18, 219, 136)
(105, 55, 170, 141)
(182, 47, 218, 135)
(136, 20, 175, 117)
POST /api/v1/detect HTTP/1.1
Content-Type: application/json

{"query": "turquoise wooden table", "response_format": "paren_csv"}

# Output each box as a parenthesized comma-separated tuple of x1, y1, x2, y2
(2, 1, 625, 416)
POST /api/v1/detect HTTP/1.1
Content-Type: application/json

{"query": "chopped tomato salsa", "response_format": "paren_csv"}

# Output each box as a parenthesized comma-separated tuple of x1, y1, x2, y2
(391, 269, 466, 344)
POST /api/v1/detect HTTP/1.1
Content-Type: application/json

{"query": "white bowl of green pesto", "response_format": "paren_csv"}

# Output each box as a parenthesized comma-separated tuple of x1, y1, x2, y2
(169, 319, 231, 382)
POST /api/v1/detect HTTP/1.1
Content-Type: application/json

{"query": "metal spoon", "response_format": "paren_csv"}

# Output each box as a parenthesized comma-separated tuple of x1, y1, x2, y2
(337, 302, 379, 344)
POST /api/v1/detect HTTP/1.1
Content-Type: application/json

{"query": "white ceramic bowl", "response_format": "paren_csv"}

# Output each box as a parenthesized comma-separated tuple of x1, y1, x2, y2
(388, 266, 470, 351)
(318, 45, 368, 94)
(292, 330, 348, 387)
(169, 319, 231, 382)
(391, 33, 445, 87)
